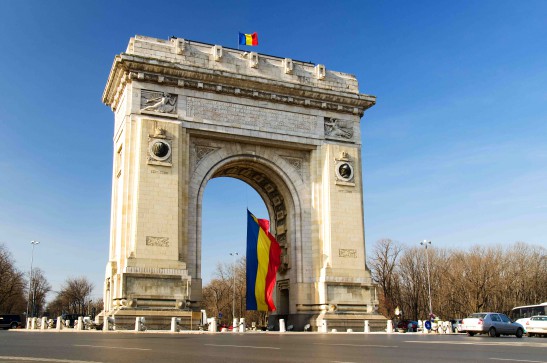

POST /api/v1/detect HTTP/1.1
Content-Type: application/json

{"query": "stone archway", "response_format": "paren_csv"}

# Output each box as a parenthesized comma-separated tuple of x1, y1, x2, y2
(101, 35, 384, 330)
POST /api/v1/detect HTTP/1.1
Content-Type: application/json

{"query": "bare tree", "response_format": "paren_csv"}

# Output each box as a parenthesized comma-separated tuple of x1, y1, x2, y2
(47, 277, 94, 316)
(28, 268, 51, 316)
(367, 239, 403, 319)
(0, 244, 26, 314)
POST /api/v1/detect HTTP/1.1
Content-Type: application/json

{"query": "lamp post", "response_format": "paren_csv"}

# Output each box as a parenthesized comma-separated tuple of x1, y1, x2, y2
(26, 240, 40, 318)
(420, 240, 433, 319)
(230, 252, 238, 320)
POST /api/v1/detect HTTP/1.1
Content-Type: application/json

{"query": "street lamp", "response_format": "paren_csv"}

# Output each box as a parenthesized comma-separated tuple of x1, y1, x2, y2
(26, 240, 40, 318)
(420, 240, 433, 319)
(230, 252, 238, 320)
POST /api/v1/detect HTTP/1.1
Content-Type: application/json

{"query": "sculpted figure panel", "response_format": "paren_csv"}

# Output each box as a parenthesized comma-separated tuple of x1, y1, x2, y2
(141, 90, 177, 113)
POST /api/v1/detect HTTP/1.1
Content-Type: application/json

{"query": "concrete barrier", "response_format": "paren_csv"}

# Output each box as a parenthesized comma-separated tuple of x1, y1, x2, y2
(387, 320, 393, 333)
(364, 320, 370, 333)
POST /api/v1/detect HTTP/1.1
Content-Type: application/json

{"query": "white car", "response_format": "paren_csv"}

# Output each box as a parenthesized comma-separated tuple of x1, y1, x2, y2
(526, 316, 547, 337)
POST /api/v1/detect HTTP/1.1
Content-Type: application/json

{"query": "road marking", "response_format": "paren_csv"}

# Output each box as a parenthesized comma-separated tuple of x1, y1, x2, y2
(0, 356, 104, 363)
(73, 345, 151, 351)
(405, 340, 547, 348)
(489, 359, 547, 363)
(204, 344, 280, 350)
(315, 343, 398, 348)
(331, 361, 357, 363)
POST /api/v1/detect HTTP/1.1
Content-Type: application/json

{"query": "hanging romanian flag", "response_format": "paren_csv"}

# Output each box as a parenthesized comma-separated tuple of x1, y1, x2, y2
(239, 32, 258, 46)
(246, 210, 281, 311)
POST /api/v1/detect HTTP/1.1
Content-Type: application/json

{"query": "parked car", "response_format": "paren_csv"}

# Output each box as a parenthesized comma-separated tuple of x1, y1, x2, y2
(397, 320, 418, 332)
(526, 315, 547, 337)
(0, 314, 22, 329)
(462, 312, 524, 338)
(515, 317, 531, 333)
(450, 319, 464, 333)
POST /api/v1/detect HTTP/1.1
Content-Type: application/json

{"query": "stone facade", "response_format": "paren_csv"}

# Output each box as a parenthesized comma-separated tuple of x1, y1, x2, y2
(102, 35, 382, 330)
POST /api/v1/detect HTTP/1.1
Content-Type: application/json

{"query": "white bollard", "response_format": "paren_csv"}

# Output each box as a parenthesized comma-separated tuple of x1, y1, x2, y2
(77, 317, 84, 331)
(239, 318, 245, 333)
(31, 317, 37, 330)
(135, 317, 145, 331)
(279, 319, 286, 332)
(331, 329, 337, 333)
(41, 317, 47, 330)
(209, 317, 217, 333)
(364, 320, 370, 333)
(387, 320, 393, 333)
(103, 316, 109, 331)
(171, 317, 180, 332)
(321, 320, 328, 333)
(347, 329, 353, 333)
(232, 318, 239, 333)
(56, 316, 62, 331)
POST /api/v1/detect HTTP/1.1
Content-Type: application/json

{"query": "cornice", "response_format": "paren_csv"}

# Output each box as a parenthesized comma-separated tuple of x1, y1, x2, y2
(103, 54, 376, 117)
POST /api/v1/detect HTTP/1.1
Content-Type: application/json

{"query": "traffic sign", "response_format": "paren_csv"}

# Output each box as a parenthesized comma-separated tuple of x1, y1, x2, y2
(424, 320, 431, 330)
(218, 312, 223, 318)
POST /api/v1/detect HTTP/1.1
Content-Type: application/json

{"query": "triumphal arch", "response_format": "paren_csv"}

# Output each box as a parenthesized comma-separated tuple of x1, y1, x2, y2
(102, 35, 382, 330)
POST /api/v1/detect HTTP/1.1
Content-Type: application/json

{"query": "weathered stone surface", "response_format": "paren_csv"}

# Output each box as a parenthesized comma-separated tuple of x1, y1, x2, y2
(102, 35, 380, 330)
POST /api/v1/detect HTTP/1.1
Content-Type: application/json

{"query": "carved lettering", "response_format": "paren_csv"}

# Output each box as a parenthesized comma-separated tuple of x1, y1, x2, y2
(146, 236, 169, 247)
(339, 249, 357, 258)
(187, 97, 316, 134)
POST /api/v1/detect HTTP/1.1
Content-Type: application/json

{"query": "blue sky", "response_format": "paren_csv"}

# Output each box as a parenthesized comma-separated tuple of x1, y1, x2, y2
(0, 0, 545, 302)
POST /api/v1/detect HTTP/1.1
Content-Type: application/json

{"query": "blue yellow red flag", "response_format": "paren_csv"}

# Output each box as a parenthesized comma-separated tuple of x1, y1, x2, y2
(246, 210, 281, 311)
(239, 32, 258, 46)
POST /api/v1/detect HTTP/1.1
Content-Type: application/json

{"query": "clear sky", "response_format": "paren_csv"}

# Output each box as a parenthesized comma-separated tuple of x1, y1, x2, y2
(0, 0, 545, 302)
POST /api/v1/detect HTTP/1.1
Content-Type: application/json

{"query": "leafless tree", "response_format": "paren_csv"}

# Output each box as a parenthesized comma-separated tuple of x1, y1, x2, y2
(28, 268, 51, 316)
(369, 240, 546, 321)
(0, 244, 26, 314)
(367, 239, 403, 319)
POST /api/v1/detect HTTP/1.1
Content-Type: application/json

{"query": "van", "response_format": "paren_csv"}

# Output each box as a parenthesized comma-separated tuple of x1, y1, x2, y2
(0, 314, 22, 329)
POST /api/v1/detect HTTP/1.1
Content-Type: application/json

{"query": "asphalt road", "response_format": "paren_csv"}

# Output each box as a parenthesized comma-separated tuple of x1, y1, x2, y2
(0, 330, 546, 363)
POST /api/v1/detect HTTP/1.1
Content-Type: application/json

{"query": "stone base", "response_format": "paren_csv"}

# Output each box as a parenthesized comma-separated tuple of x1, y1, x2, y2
(98, 309, 202, 331)
(268, 312, 387, 332)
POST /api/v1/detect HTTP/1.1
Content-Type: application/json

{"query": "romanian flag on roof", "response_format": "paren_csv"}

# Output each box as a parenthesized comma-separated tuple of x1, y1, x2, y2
(239, 32, 258, 46)
(246, 210, 281, 311)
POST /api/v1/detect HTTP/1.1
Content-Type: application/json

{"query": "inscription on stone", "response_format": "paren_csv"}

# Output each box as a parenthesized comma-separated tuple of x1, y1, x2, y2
(339, 249, 357, 258)
(150, 169, 168, 174)
(146, 236, 169, 247)
(187, 97, 316, 134)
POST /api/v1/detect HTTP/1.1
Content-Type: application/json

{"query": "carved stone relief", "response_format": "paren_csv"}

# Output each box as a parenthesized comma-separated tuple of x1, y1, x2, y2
(324, 117, 353, 141)
(195, 145, 219, 165)
(281, 156, 303, 179)
(141, 90, 177, 114)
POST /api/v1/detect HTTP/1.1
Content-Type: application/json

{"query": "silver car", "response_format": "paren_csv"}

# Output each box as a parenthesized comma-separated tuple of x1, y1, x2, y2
(462, 312, 524, 338)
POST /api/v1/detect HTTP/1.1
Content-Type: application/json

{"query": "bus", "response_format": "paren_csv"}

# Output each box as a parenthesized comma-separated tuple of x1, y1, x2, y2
(510, 302, 547, 328)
